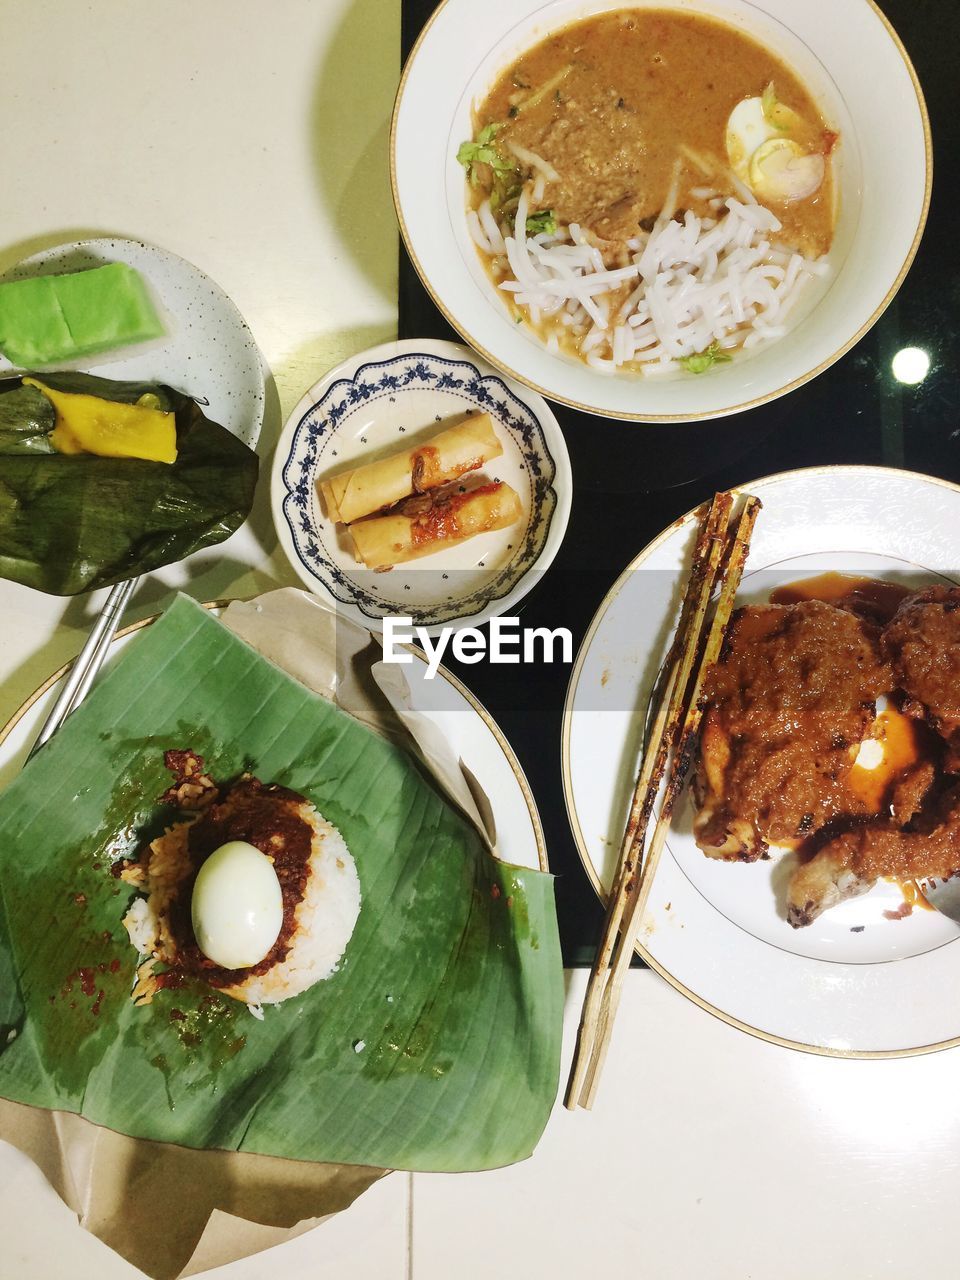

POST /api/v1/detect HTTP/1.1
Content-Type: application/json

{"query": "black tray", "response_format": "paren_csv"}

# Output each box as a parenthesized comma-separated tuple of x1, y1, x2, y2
(398, 0, 959, 965)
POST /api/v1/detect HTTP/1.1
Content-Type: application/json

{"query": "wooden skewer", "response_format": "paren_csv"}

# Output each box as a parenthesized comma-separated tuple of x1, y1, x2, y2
(577, 495, 761, 1109)
(583, 497, 729, 955)
(564, 491, 733, 1111)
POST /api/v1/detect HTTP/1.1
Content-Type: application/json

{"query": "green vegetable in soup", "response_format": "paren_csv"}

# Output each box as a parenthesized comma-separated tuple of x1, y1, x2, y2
(761, 81, 800, 133)
(457, 123, 510, 185)
(457, 123, 521, 213)
(679, 341, 733, 375)
(525, 209, 558, 237)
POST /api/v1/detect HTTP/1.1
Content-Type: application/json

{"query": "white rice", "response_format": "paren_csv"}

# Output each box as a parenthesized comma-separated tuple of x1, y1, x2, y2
(122, 799, 361, 1009)
(220, 814, 360, 1006)
(479, 188, 828, 370)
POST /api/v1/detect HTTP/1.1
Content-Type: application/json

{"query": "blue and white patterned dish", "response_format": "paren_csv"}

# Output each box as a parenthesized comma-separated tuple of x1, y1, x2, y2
(271, 339, 571, 632)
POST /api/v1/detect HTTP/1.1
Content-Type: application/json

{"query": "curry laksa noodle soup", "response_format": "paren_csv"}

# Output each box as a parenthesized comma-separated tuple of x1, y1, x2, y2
(458, 8, 839, 377)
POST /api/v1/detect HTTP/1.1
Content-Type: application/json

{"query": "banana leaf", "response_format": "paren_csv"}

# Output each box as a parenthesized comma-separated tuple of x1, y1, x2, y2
(0, 595, 562, 1171)
(0, 373, 258, 595)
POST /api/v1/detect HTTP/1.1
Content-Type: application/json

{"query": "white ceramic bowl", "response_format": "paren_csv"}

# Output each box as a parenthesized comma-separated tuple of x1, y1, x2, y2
(392, 0, 931, 422)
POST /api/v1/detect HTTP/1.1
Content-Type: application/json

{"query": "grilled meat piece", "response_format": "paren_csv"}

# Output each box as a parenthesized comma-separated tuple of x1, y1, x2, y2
(883, 586, 960, 771)
(786, 847, 876, 928)
(787, 785, 960, 927)
(693, 601, 891, 861)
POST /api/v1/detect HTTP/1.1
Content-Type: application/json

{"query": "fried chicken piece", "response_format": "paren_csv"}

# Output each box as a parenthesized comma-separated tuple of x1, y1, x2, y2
(883, 586, 960, 770)
(890, 761, 937, 824)
(694, 602, 891, 862)
(786, 848, 876, 928)
(787, 784, 960, 927)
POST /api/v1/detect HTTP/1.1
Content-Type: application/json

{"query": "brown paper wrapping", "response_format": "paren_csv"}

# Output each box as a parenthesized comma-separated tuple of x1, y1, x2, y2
(0, 588, 500, 1277)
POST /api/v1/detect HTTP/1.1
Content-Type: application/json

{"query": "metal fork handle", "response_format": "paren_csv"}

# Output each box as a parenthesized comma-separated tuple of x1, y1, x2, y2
(27, 577, 138, 760)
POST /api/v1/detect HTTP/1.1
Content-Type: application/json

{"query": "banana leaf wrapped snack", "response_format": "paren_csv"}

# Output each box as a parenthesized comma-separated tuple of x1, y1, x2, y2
(0, 371, 259, 594)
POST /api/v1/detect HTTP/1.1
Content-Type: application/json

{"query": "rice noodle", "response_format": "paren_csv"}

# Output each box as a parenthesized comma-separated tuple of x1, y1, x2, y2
(477, 199, 506, 254)
(494, 191, 828, 370)
(466, 209, 492, 254)
(506, 140, 561, 183)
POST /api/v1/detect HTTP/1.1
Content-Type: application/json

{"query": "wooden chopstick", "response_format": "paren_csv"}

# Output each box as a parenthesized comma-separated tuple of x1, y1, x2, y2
(578, 495, 760, 1107)
(565, 492, 761, 1111)
(605, 495, 732, 904)
(564, 492, 732, 1109)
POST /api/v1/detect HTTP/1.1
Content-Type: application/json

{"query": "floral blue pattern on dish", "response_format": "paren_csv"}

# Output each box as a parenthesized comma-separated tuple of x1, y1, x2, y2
(279, 352, 558, 627)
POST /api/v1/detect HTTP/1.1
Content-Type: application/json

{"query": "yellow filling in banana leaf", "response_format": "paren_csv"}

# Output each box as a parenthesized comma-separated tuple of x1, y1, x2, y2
(23, 377, 177, 463)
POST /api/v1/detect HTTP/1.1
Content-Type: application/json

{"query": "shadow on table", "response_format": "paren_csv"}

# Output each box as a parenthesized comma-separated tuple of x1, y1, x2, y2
(309, 0, 399, 305)
(0, 228, 127, 277)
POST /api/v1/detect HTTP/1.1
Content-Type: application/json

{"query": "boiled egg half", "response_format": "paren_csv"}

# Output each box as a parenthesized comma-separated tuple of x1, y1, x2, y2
(725, 90, 824, 204)
(191, 840, 284, 969)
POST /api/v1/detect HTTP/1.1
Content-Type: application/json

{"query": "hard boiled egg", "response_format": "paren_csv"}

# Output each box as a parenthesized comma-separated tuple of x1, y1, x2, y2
(191, 840, 283, 969)
(725, 95, 779, 185)
(725, 89, 822, 203)
(750, 138, 825, 203)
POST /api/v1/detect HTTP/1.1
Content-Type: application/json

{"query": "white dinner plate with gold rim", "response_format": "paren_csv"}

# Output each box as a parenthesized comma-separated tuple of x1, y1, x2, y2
(392, 0, 931, 422)
(0, 604, 546, 877)
(562, 466, 960, 1056)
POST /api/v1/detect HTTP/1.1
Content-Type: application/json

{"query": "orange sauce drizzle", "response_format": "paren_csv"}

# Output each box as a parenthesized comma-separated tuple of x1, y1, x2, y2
(847, 703, 927, 813)
(410, 482, 502, 547)
(770, 572, 912, 624)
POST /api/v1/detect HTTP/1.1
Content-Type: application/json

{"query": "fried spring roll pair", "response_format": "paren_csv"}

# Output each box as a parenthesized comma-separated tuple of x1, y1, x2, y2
(318, 413, 502, 525)
(350, 482, 523, 570)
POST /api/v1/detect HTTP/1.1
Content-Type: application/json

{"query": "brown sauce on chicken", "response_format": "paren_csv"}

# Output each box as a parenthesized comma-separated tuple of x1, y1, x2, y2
(883, 586, 960, 770)
(695, 575, 960, 925)
(814, 788, 960, 882)
(696, 600, 891, 857)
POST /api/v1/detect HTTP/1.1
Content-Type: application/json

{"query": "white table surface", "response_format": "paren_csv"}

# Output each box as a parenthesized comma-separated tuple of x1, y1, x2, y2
(2, 3, 959, 1277)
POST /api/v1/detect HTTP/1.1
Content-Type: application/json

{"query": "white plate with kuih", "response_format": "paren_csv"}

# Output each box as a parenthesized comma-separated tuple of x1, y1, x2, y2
(393, 0, 931, 421)
(0, 237, 264, 446)
(563, 466, 960, 1056)
(271, 339, 571, 633)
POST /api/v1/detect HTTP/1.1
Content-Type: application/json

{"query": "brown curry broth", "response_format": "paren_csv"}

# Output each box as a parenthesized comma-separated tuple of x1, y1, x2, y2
(478, 9, 834, 255)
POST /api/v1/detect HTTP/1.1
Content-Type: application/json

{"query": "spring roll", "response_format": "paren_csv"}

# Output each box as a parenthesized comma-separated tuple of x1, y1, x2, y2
(318, 414, 502, 525)
(350, 481, 523, 570)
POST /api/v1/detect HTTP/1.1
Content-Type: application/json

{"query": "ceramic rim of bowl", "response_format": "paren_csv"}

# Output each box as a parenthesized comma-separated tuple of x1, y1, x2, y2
(390, 0, 933, 423)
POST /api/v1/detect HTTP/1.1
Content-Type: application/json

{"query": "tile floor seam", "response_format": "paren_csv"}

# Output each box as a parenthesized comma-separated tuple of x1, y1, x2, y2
(406, 1172, 415, 1280)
